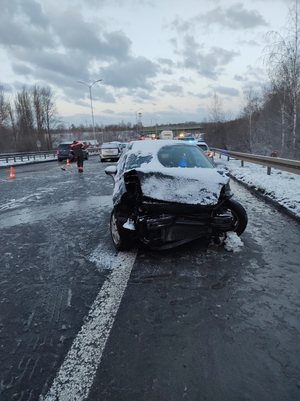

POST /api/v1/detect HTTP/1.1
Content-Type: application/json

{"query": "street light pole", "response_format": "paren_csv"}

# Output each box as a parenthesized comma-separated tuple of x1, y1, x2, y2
(153, 117, 158, 137)
(77, 79, 102, 144)
(130, 108, 143, 138)
(99, 119, 105, 144)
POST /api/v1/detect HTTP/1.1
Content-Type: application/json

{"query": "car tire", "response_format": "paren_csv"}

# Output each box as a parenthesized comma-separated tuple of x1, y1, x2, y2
(110, 208, 133, 251)
(223, 199, 248, 236)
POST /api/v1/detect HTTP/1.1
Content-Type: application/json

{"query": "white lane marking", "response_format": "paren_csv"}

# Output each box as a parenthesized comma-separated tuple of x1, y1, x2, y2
(41, 251, 137, 401)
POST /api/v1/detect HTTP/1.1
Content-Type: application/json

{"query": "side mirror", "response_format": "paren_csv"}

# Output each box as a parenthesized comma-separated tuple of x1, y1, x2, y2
(105, 165, 117, 176)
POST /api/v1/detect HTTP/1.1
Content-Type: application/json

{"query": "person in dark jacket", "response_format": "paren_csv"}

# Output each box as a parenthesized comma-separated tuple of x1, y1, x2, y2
(70, 141, 86, 172)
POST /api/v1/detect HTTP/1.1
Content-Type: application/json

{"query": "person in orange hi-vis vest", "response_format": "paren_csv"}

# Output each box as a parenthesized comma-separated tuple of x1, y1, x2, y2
(70, 140, 86, 172)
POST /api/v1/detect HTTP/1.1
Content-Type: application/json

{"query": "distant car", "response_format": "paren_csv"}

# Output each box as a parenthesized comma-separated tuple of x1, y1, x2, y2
(56, 142, 89, 162)
(104, 140, 248, 251)
(178, 136, 195, 142)
(110, 141, 128, 151)
(196, 139, 214, 163)
(100, 142, 121, 162)
(119, 142, 129, 152)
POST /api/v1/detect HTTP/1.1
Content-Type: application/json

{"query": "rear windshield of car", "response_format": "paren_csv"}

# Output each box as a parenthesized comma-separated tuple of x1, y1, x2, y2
(58, 144, 72, 150)
(101, 143, 119, 149)
(197, 143, 209, 151)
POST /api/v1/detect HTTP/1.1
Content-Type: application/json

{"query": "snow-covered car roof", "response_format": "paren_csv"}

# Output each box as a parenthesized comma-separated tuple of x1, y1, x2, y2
(111, 140, 230, 206)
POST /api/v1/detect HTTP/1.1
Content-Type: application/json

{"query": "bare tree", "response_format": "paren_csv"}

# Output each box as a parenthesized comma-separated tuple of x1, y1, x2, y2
(14, 87, 36, 151)
(263, 0, 300, 157)
(240, 87, 261, 153)
(32, 85, 45, 148)
(207, 92, 225, 123)
(32, 85, 59, 150)
(0, 86, 10, 126)
(0, 87, 15, 151)
(265, 74, 294, 155)
(41, 86, 58, 150)
(207, 92, 227, 148)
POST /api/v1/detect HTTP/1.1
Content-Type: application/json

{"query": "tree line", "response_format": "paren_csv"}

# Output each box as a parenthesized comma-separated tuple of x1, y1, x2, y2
(0, 85, 59, 152)
(203, 0, 300, 160)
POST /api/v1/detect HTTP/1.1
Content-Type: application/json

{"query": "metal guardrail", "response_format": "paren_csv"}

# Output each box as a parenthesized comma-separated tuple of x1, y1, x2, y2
(0, 148, 100, 166)
(212, 148, 300, 176)
(1, 148, 299, 176)
(0, 151, 57, 164)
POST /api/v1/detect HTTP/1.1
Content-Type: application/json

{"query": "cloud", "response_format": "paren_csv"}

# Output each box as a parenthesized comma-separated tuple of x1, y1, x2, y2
(234, 74, 245, 82)
(237, 39, 261, 47)
(132, 90, 156, 101)
(170, 16, 191, 33)
(187, 91, 212, 99)
(102, 108, 116, 115)
(11, 62, 33, 75)
(210, 85, 240, 96)
(170, 2, 268, 33)
(175, 35, 240, 80)
(157, 58, 175, 74)
(20, 0, 50, 28)
(51, 10, 132, 61)
(0, 0, 54, 49)
(10, 48, 89, 84)
(197, 3, 268, 30)
(160, 84, 184, 97)
(99, 56, 159, 89)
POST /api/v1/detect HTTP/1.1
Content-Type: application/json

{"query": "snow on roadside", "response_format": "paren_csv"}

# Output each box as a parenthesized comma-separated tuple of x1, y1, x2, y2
(215, 157, 300, 219)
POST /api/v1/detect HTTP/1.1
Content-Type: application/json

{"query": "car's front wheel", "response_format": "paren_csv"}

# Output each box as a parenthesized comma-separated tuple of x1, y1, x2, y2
(110, 209, 133, 251)
(223, 199, 248, 236)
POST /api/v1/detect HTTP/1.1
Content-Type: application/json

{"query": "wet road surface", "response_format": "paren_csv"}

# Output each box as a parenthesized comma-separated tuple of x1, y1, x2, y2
(0, 158, 300, 401)
(89, 186, 300, 401)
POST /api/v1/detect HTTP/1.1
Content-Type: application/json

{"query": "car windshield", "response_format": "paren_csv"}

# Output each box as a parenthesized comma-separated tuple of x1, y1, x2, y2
(123, 143, 213, 170)
(157, 144, 213, 168)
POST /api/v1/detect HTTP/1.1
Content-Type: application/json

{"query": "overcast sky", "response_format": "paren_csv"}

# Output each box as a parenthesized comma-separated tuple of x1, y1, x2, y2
(0, 0, 294, 128)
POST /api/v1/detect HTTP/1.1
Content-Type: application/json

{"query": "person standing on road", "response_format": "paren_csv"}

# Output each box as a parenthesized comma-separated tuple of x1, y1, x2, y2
(70, 140, 86, 173)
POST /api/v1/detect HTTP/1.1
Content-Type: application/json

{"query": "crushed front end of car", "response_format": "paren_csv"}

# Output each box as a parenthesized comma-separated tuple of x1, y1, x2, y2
(118, 169, 239, 250)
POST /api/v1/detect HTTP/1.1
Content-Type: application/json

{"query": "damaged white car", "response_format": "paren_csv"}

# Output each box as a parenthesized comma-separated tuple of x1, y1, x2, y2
(105, 140, 248, 250)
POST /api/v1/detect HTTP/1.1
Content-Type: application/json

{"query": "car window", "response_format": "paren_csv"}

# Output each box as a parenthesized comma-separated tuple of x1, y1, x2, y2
(158, 145, 213, 168)
(125, 153, 153, 169)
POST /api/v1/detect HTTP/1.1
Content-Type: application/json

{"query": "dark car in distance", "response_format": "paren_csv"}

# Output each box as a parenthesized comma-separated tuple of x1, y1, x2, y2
(56, 142, 89, 162)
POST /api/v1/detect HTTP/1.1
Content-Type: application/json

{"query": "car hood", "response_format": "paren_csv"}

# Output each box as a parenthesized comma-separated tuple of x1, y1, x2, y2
(113, 167, 230, 206)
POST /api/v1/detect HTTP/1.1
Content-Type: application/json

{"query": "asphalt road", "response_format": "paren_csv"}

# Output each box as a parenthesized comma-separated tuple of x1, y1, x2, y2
(0, 157, 300, 401)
